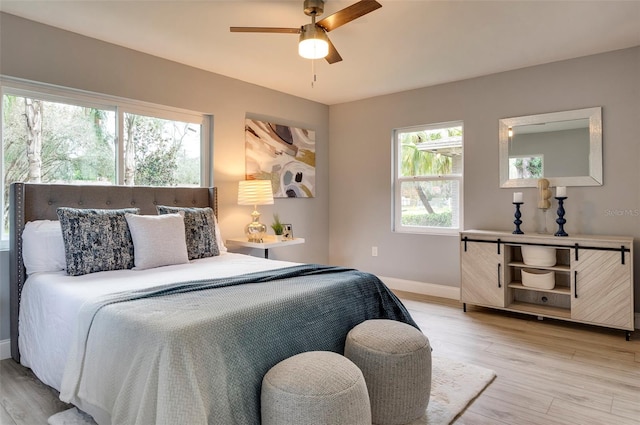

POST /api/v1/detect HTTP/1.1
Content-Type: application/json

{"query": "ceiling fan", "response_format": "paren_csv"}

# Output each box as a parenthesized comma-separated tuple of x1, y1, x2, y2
(230, 0, 382, 64)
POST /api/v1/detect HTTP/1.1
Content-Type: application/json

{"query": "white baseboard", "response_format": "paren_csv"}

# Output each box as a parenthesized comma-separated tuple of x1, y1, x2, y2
(0, 339, 11, 360)
(378, 276, 460, 300)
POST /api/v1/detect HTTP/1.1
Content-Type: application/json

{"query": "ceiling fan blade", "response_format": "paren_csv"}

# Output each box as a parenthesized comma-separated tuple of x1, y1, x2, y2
(316, 0, 382, 32)
(230, 27, 301, 34)
(325, 37, 343, 64)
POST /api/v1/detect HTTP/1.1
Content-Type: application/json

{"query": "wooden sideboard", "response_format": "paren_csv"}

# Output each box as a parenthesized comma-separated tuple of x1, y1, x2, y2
(460, 230, 634, 340)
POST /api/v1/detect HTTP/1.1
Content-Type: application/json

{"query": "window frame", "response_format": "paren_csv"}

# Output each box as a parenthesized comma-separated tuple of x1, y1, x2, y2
(392, 120, 464, 236)
(1, 76, 213, 248)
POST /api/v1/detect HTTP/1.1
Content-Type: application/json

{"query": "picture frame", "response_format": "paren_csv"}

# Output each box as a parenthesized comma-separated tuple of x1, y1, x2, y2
(282, 224, 293, 240)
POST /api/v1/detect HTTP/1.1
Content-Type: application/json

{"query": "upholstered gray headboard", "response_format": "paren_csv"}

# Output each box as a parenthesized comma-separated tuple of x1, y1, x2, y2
(9, 182, 218, 362)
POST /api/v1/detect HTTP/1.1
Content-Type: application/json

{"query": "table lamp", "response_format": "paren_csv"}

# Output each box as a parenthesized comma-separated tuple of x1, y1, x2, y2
(238, 180, 274, 242)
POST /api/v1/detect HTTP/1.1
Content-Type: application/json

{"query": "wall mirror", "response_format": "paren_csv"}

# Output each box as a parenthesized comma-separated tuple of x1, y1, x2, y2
(499, 107, 602, 188)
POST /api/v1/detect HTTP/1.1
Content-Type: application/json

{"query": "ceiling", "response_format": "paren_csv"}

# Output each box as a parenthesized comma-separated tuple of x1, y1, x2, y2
(1, 0, 639, 105)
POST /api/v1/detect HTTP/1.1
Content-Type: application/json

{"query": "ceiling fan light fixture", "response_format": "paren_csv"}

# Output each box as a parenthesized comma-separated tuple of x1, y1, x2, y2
(298, 23, 329, 59)
(231, 0, 382, 65)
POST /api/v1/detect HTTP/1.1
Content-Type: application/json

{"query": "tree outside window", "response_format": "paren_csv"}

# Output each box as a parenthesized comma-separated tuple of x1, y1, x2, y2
(2, 92, 204, 239)
(123, 112, 200, 187)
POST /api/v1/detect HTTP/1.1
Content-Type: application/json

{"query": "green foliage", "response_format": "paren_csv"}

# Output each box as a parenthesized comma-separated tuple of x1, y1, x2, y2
(42, 102, 115, 182)
(400, 136, 452, 177)
(3, 96, 115, 183)
(2, 95, 200, 230)
(399, 127, 461, 216)
(271, 213, 284, 235)
(399, 127, 462, 178)
(513, 157, 543, 178)
(128, 116, 178, 186)
(526, 157, 542, 177)
(124, 114, 198, 186)
(401, 211, 452, 227)
(2, 96, 116, 229)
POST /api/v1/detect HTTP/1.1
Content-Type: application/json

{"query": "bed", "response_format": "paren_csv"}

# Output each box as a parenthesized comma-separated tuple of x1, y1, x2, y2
(9, 182, 416, 425)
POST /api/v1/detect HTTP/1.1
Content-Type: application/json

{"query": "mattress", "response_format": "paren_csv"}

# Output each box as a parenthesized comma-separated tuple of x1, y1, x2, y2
(18, 252, 297, 391)
(20, 252, 416, 424)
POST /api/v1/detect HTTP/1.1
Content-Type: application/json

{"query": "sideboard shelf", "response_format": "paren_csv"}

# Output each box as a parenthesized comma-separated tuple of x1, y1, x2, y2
(460, 230, 634, 340)
(507, 282, 571, 296)
(507, 261, 570, 272)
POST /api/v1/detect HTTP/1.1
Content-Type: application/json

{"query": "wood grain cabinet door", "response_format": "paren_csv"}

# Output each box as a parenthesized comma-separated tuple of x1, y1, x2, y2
(571, 249, 633, 330)
(460, 241, 506, 308)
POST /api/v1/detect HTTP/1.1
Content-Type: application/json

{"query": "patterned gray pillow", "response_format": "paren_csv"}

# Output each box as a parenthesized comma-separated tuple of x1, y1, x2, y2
(156, 206, 220, 260)
(57, 207, 140, 276)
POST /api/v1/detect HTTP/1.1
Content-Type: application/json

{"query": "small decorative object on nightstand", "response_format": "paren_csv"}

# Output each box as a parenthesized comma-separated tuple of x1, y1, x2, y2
(281, 224, 293, 241)
(271, 214, 285, 241)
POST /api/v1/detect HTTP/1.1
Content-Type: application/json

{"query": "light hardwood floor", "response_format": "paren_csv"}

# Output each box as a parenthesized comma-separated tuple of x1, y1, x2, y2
(1, 293, 638, 424)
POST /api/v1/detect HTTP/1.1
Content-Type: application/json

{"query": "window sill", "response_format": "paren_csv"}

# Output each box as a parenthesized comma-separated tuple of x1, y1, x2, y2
(394, 228, 460, 237)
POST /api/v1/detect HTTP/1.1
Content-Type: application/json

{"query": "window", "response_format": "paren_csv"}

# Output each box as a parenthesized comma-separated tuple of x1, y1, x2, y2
(393, 121, 463, 234)
(1, 78, 211, 247)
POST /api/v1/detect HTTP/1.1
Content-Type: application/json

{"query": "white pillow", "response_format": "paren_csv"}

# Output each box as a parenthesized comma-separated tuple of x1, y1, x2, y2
(125, 212, 190, 270)
(22, 220, 66, 274)
(214, 216, 227, 253)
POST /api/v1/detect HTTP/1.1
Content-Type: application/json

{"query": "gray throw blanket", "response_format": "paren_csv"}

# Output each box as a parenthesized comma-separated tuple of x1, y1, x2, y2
(60, 264, 417, 425)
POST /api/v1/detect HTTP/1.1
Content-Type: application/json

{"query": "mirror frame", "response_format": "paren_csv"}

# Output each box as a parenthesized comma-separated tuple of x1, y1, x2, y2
(499, 107, 602, 188)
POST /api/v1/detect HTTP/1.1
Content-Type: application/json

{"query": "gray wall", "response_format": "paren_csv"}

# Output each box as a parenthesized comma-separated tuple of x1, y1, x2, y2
(329, 47, 640, 311)
(0, 13, 330, 341)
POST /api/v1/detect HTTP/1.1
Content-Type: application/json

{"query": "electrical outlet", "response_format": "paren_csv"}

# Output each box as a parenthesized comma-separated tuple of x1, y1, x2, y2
(372, 246, 378, 257)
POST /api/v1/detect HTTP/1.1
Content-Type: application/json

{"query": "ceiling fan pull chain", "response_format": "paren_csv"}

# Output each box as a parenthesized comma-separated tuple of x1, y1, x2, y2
(311, 58, 317, 88)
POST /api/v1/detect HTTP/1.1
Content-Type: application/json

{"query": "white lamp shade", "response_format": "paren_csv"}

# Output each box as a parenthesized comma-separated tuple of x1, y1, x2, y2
(238, 180, 274, 206)
(299, 24, 329, 59)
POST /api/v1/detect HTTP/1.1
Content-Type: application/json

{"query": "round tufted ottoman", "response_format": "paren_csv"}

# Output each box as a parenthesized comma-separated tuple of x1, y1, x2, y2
(344, 319, 432, 425)
(261, 351, 372, 425)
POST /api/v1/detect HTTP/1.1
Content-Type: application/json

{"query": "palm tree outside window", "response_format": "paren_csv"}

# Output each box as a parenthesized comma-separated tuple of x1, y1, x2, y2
(393, 122, 463, 234)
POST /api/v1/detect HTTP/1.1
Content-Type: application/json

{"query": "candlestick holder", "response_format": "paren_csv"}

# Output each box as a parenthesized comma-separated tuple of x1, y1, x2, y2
(554, 197, 568, 236)
(512, 202, 524, 234)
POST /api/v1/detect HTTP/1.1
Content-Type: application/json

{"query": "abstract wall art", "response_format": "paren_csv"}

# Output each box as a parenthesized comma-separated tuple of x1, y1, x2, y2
(245, 118, 316, 198)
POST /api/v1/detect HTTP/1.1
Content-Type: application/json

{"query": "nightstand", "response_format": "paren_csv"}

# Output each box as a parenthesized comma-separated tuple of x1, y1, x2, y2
(226, 236, 305, 259)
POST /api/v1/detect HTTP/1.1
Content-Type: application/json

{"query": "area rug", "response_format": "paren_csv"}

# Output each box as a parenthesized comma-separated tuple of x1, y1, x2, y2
(48, 356, 495, 425)
(412, 356, 496, 424)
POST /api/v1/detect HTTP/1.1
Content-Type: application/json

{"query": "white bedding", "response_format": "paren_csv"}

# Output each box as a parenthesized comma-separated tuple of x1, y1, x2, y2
(18, 252, 296, 391)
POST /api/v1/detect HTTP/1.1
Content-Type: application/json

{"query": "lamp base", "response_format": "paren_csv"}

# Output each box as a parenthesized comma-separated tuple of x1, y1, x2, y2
(245, 209, 267, 243)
